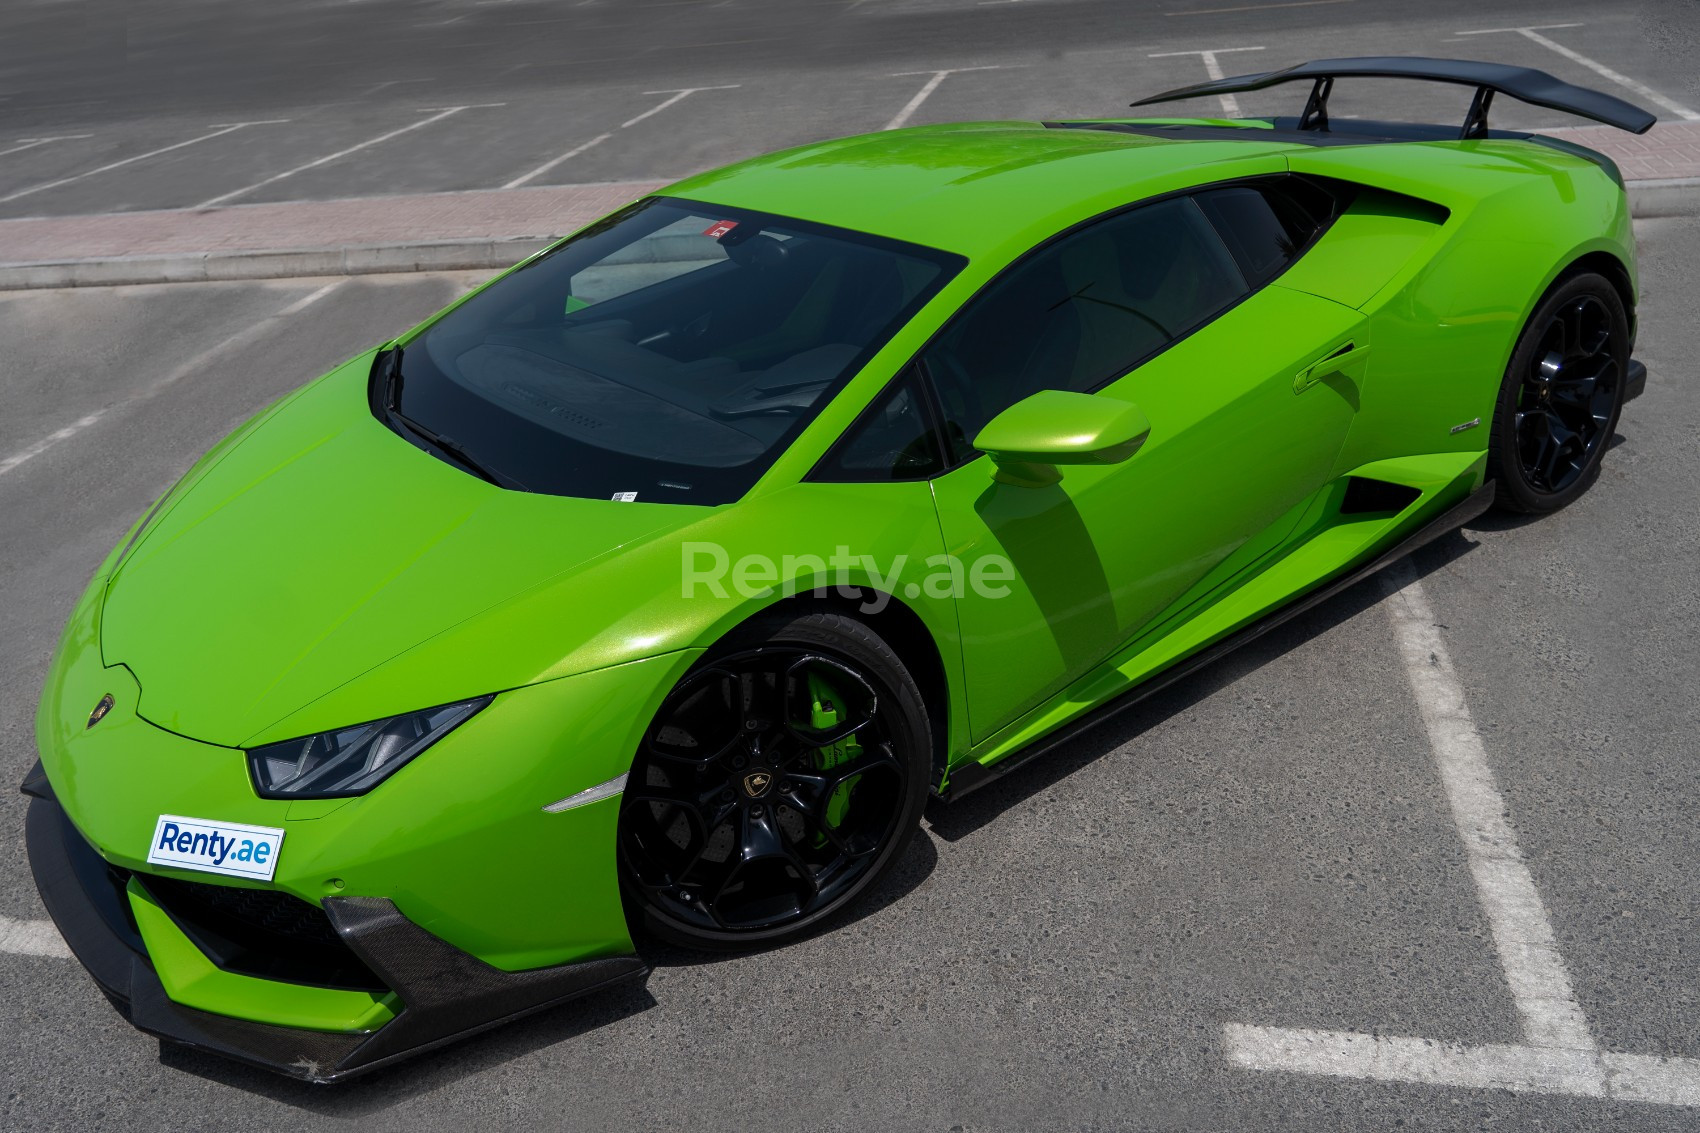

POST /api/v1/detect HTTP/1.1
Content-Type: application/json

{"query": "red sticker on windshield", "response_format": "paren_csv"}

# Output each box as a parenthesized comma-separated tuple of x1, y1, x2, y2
(702, 220, 740, 239)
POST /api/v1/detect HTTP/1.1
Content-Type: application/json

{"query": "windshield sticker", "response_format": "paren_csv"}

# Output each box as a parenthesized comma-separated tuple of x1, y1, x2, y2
(701, 220, 740, 239)
(612, 491, 639, 502)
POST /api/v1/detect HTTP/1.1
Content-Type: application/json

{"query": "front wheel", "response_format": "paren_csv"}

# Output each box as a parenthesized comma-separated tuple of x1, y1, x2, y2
(1488, 271, 1629, 513)
(617, 611, 931, 951)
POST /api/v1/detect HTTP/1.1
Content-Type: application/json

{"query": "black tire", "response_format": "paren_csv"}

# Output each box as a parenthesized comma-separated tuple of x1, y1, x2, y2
(1488, 271, 1629, 514)
(617, 610, 931, 951)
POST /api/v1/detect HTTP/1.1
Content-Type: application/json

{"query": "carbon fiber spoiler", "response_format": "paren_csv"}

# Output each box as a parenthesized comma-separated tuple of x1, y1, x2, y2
(1132, 57, 1657, 136)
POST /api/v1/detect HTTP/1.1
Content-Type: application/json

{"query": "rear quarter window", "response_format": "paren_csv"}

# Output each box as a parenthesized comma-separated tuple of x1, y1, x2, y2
(1193, 180, 1334, 288)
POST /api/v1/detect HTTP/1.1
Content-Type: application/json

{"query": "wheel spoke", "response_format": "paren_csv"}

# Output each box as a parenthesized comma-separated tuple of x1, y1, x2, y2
(786, 744, 897, 804)
(642, 666, 745, 763)
(1575, 296, 1611, 357)
(1558, 299, 1586, 361)
(623, 783, 737, 889)
(775, 777, 860, 855)
(711, 807, 819, 913)
(1515, 409, 1553, 488)
(732, 660, 790, 730)
(1549, 373, 1597, 407)
(780, 744, 900, 858)
(1540, 415, 1581, 485)
(742, 808, 816, 887)
(626, 785, 735, 829)
(1534, 318, 1566, 366)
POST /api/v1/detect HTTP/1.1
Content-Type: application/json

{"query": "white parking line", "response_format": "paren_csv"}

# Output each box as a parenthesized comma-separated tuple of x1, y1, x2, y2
(0, 122, 287, 206)
(1224, 559, 1700, 1107)
(501, 86, 740, 190)
(1148, 46, 1265, 116)
(0, 134, 93, 160)
(0, 282, 343, 482)
(624, 86, 739, 128)
(196, 106, 504, 209)
(1458, 23, 1700, 121)
(1382, 563, 1593, 1051)
(885, 67, 1001, 131)
(0, 913, 69, 959)
(502, 133, 616, 189)
(1168, 0, 1352, 13)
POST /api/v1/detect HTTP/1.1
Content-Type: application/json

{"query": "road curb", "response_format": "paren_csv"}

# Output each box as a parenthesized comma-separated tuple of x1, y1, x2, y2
(1, 177, 1696, 291)
(0, 235, 556, 290)
(1627, 177, 1700, 220)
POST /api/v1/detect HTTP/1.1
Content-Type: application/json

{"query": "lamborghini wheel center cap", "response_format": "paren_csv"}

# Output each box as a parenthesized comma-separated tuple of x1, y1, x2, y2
(741, 769, 774, 798)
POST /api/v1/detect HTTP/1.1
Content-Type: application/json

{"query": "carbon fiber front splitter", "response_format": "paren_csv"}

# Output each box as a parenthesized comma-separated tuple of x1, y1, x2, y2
(23, 775, 648, 1084)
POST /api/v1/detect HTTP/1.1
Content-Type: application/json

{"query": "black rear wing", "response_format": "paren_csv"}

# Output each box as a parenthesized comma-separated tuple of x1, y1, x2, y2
(1131, 57, 1657, 137)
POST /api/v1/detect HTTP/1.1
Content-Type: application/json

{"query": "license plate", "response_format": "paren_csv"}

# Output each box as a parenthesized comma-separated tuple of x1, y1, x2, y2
(146, 814, 285, 882)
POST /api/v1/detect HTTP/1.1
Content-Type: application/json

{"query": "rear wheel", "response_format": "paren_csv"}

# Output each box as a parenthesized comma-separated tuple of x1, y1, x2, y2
(1488, 272, 1629, 513)
(617, 611, 930, 950)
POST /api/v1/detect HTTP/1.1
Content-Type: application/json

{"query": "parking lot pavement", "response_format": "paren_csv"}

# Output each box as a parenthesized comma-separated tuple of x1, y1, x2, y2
(1, 208, 1698, 1126)
(0, 1, 1696, 226)
(2, 1, 1697, 293)
(4, 1, 1700, 1127)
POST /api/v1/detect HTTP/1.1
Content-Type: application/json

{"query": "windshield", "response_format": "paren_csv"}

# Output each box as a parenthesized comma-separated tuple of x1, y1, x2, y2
(384, 197, 963, 505)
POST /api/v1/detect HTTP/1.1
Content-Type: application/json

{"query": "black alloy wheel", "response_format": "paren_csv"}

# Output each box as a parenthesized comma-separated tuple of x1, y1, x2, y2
(1490, 272, 1629, 513)
(617, 612, 930, 950)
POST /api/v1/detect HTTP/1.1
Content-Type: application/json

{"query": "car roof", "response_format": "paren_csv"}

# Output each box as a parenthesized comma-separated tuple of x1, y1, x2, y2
(662, 122, 1307, 259)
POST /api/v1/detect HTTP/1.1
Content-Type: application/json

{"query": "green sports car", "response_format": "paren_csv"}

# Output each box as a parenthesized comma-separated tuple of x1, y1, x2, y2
(26, 58, 1654, 1081)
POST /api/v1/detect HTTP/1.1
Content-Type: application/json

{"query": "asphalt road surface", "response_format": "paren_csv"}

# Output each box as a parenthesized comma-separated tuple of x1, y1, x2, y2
(0, 0, 1696, 218)
(3, 1, 1700, 1130)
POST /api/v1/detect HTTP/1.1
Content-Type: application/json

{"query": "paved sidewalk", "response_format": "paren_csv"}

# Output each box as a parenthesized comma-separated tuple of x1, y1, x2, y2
(0, 123, 1696, 291)
(0, 180, 665, 289)
(1549, 121, 1700, 182)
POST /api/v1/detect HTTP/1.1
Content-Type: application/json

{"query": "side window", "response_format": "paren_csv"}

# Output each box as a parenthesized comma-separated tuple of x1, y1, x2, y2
(813, 368, 944, 482)
(922, 196, 1247, 454)
(1192, 180, 1329, 289)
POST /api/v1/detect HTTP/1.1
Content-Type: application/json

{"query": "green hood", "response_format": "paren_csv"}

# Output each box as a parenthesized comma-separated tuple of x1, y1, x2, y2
(100, 356, 695, 748)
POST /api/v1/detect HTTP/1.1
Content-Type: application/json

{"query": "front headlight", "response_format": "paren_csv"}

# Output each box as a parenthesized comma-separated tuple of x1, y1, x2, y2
(245, 696, 492, 799)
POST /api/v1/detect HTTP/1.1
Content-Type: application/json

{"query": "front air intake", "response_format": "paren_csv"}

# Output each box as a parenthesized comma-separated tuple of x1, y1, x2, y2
(140, 874, 388, 993)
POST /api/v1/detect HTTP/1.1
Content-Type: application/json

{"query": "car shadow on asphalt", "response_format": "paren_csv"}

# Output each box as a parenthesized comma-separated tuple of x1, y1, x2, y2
(1466, 435, 1630, 534)
(922, 525, 1484, 844)
(156, 974, 661, 1115)
(153, 807, 942, 1111)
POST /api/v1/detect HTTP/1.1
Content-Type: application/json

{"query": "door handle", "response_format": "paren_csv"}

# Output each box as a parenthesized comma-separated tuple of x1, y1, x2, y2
(1294, 341, 1371, 393)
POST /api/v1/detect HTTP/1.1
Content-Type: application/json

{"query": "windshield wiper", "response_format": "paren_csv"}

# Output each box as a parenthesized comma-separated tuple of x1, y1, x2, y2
(376, 346, 530, 491)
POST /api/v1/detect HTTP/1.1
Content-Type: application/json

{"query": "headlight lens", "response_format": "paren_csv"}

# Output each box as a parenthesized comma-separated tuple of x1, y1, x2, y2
(245, 696, 492, 799)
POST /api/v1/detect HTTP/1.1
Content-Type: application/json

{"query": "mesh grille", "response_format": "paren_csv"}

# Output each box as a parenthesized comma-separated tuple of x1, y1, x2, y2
(157, 877, 344, 947)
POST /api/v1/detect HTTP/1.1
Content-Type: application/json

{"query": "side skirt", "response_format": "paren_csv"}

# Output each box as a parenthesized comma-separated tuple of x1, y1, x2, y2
(940, 481, 1496, 801)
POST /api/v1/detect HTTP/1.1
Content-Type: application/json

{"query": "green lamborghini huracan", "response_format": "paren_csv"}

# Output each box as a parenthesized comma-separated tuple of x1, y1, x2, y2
(27, 58, 1653, 1081)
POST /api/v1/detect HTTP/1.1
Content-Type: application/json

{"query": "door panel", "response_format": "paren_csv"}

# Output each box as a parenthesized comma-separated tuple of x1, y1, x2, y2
(935, 285, 1366, 741)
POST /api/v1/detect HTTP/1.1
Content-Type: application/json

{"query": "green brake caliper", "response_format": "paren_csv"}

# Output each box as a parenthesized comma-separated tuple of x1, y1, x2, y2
(806, 672, 861, 848)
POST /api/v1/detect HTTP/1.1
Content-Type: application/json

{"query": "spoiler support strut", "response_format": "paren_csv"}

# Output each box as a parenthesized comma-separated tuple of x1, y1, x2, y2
(1133, 57, 1657, 135)
(1298, 77, 1332, 132)
(1294, 72, 1495, 139)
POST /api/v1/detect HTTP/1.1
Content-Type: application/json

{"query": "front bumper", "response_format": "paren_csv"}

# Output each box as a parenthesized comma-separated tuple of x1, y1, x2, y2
(25, 775, 646, 1083)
